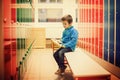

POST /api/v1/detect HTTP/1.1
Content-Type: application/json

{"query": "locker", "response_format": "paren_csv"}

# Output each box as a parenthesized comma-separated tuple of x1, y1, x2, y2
(109, 0, 114, 64)
(116, 0, 120, 67)
(104, 0, 108, 61)
(3, 0, 17, 79)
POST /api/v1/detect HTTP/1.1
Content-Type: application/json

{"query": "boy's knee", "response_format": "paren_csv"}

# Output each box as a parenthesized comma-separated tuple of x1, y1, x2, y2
(58, 51, 64, 58)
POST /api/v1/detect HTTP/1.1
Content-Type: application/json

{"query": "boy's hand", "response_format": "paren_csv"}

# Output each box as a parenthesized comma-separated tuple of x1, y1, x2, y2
(60, 44, 65, 48)
(57, 40, 62, 44)
(62, 45, 65, 48)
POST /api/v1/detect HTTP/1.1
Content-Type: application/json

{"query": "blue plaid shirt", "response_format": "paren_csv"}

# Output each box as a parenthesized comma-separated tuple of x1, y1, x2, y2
(61, 26, 78, 51)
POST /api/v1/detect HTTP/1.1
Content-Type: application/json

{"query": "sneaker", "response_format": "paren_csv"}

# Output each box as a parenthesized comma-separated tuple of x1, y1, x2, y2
(55, 68, 65, 75)
(60, 70, 65, 75)
(55, 66, 67, 75)
(55, 69, 61, 75)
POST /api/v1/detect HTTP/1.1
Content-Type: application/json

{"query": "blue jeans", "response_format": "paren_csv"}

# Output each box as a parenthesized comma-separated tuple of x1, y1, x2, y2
(53, 47, 72, 69)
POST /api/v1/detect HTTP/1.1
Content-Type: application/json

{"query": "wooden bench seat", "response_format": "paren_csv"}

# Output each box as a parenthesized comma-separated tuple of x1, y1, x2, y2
(65, 48, 111, 80)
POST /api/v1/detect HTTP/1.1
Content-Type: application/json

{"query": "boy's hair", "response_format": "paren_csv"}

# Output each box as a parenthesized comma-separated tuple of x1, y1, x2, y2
(61, 14, 73, 24)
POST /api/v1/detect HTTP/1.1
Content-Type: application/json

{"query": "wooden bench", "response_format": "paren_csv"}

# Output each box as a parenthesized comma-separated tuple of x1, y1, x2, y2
(65, 48, 111, 80)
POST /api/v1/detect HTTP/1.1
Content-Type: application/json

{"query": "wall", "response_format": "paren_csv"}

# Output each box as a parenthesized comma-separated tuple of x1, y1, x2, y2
(11, 0, 78, 38)
(34, 0, 78, 38)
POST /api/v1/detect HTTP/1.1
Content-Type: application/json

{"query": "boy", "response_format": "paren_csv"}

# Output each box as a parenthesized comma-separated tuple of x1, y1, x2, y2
(53, 14, 78, 75)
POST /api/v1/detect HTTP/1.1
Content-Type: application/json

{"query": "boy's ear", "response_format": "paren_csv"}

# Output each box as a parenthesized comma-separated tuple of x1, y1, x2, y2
(69, 23, 72, 25)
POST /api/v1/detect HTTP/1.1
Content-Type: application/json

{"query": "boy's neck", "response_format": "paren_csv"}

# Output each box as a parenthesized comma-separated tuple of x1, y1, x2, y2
(65, 25, 72, 29)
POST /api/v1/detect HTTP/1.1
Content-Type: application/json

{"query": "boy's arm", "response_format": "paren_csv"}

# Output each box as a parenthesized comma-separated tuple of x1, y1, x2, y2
(63, 30, 78, 48)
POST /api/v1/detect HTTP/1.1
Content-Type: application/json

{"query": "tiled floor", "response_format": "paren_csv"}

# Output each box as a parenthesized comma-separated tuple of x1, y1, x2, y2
(23, 49, 120, 80)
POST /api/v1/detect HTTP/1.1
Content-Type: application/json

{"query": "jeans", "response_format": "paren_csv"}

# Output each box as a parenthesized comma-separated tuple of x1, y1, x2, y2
(53, 47, 72, 69)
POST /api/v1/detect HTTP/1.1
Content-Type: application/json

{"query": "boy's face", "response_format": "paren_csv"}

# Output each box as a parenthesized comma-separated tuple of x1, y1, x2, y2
(62, 21, 71, 29)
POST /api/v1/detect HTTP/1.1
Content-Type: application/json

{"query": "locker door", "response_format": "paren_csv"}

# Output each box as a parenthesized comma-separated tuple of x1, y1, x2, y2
(3, 0, 17, 79)
(0, 0, 4, 79)
(109, 0, 114, 64)
(104, 0, 108, 61)
(3, 0, 12, 79)
(116, 0, 120, 67)
(98, 0, 103, 58)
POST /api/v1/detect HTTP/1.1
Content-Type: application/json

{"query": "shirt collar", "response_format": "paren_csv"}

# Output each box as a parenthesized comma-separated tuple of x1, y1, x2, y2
(65, 26, 73, 30)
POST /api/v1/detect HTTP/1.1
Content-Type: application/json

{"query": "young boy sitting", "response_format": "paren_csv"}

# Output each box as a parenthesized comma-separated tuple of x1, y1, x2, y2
(53, 14, 78, 75)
